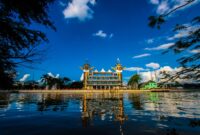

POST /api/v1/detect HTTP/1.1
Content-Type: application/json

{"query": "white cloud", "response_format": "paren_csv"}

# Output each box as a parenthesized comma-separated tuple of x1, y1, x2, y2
(149, 0, 200, 15)
(168, 24, 200, 41)
(168, 31, 189, 41)
(145, 43, 174, 51)
(146, 62, 160, 69)
(159, 66, 174, 72)
(47, 72, 59, 78)
(63, 0, 96, 21)
(19, 74, 30, 82)
(150, 0, 159, 5)
(139, 66, 175, 82)
(189, 49, 200, 54)
(140, 71, 153, 82)
(156, 1, 169, 14)
(48, 72, 55, 77)
(93, 30, 107, 38)
(140, 65, 199, 83)
(133, 53, 151, 59)
(158, 66, 200, 84)
(140, 66, 173, 82)
(147, 38, 154, 44)
(125, 67, 145, 72)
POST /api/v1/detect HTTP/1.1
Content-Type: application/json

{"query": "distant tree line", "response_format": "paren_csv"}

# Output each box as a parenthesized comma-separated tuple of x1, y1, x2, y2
(13, 74, 83, 90)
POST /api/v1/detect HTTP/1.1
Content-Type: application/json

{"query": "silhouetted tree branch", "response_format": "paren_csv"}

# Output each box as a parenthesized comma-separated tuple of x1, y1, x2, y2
(148, 0, 195, 29)
(148, 0, 200, 82)
(0, 0, 55, 89)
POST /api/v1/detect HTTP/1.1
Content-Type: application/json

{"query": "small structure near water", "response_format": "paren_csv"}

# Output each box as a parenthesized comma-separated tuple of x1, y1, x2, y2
(140, 80, 158, 90)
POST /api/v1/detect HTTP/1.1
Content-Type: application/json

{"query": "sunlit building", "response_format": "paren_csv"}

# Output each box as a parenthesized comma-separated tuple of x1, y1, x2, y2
(80, 59, 124, 90)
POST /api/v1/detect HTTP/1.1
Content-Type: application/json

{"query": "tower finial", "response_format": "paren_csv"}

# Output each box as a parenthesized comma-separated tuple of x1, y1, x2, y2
(117, 58, 120, 64)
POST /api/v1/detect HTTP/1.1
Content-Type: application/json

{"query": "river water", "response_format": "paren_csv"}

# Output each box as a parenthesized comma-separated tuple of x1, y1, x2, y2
(0, 91, 200, 135)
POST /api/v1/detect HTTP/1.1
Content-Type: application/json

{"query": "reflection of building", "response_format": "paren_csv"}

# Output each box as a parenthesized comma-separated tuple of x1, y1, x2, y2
(81, 93, 127, 127)
(81, 59, 124, 90)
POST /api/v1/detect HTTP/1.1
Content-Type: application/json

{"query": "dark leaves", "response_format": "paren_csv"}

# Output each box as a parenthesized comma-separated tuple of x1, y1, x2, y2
(0, 0, 55, 89)
(192, 16, 200, 24)
(148, 15, 165, 29)
(147, 0, 199, 82)
(173, 24, 188, 31)
(149, 16, 200, 81)
(128, 74, 141, 87)
(0, 0, 56, 30)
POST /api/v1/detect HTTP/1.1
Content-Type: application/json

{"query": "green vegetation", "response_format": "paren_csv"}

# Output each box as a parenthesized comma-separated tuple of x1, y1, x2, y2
(128, 74, 141, 89)
(128, 74, 159, 90)
(41, 74, 71, 89)
(140, 81, 158, 90)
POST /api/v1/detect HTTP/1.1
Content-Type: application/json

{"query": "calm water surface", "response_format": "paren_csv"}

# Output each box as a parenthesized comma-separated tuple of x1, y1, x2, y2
(0, 91, 200, 135)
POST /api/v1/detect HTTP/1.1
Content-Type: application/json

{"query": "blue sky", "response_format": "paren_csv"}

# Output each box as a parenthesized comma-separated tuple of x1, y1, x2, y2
(18, 0, 200, 82)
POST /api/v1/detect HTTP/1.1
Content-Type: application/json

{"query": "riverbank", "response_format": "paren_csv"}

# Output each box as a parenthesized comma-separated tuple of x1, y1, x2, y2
(0, 89, 185, 94)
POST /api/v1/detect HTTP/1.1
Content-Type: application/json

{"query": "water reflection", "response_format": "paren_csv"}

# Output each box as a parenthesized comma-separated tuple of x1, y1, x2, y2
(81, 93, 128, 127)
(128, 93, 143, 110)
(142, 92, 200, 118)
(0, 91, 200, 135)
(0, 93, 10, 109)
(37, 94, 69, 112)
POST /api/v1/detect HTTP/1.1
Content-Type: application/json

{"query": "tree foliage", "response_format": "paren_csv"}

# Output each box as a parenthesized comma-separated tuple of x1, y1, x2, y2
(148, 0, 200, 82)
(0, 0, 55, 89)
(69, 81, 83, 89)
(128, 74, 141, 89)
(41, 74, 70, 89)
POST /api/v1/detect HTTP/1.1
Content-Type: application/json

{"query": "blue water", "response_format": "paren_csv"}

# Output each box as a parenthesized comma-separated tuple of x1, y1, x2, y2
(0, 91, 200, 135)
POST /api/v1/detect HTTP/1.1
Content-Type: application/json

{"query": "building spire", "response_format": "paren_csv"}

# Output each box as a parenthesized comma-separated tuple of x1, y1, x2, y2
(117, 58, 120, 64)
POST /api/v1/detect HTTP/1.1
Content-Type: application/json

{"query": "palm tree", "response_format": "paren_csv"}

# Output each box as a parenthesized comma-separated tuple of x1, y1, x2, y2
(41, 74, 71, 90)
(62, 77, 70, 84)
(41, 74, 48, 89)
(128, 74, 141, 90)
(41, 74, 54, 90)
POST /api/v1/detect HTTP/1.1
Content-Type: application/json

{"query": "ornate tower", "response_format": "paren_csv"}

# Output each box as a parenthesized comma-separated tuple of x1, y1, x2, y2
(112, 58, 124, 86)
(80, 61, 93, 89)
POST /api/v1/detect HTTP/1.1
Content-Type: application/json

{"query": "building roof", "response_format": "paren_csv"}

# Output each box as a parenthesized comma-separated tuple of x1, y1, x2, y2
(92, 69, 113, 74)
(101, 68, 105, 72)
(94, 69, 98, 72)
(108, 69, 112, 72)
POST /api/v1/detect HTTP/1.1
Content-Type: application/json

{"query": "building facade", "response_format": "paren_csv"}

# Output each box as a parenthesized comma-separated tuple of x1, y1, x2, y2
(81, 60, 124, 90)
